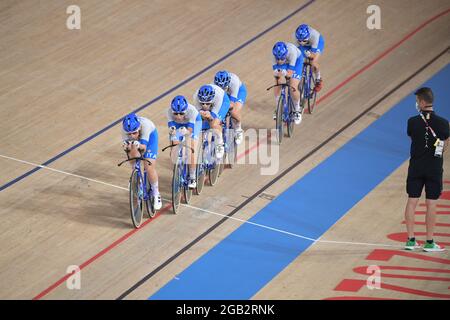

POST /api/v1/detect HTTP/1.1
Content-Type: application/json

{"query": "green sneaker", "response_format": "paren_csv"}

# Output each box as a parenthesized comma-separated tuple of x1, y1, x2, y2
(423, 242, 445, 252)
(405, 239, 420, 250)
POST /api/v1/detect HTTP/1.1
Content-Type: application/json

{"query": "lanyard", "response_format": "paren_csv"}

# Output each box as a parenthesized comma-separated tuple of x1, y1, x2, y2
(419, 112, 438, 139)
(419, 112, 441, 147)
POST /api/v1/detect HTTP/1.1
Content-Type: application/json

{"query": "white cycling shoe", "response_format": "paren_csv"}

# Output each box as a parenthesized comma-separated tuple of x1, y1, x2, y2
(235, 129, 244, 145)
(215, 143, 225, 159)
(188, 178, 197, 189)
(153, 193, 162, 210)
(294, 111, 302, 125)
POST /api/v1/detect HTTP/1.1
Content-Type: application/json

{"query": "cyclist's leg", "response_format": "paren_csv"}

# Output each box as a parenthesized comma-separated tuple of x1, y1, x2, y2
(292, 57, 303, 111)
(230, 83, 247, 131)
(213, 97, 230, 143)
(210, 118, 223, 143)
(188, 121, 200, 174)
(210, 98, 229, 159)
(311, 35, 325, 88)
(272, 66, 286, 105)
(168, 122, 182, 163)
(143, 130, 159, 196)
(187, 121, 201, 188)
(143, 141, 162, 210)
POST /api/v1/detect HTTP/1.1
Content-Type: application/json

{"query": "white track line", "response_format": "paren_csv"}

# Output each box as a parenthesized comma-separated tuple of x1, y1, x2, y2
(183, 204, 402, 248)
(0, 154, 128, 191)
(0, 153, 403, 249)
(182, 203, 316, 241)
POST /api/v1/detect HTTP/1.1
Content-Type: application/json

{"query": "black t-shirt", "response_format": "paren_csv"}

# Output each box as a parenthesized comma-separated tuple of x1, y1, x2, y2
(407, 111, 449, 175)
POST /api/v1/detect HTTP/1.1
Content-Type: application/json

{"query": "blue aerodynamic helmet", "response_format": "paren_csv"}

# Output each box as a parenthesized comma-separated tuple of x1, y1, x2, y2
(272, 42, 288, 60)
(197, 85, 215, 103)
(214, 70, 231, 89)
(171, 95, 188, 113)
(122, 113, 141, 133)
(295, 24, 310, 42)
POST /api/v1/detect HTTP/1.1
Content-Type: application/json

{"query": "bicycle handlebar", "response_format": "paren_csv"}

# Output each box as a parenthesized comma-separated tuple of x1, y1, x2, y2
(266, 83, 296, 92)
(117, 157, 152, 167)
(162, 143, 195, 153)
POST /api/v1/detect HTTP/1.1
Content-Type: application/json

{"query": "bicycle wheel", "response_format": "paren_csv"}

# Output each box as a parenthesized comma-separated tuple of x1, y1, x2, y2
(307, 67, 317, 114)
(183, 164, 192, 204)
(227, 128, 238, 169)
(287, 97, 295, 137)
(220, 128, 233, 173)
(129, 170, 144, 228)
(195, 142, 206, 195)
(298, 75, 307, 111)
(171, 161, 182, 214)
(227, 139, 237, 169)
(209, 139, 220, 186)
(145, 179, 156, 218)
(219, 140, 226, 176)
(275, 95, 284, 144)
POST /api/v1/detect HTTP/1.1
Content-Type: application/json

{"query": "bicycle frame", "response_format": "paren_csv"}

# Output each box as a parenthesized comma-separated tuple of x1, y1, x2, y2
(118, 156, 152, 201)
(301, 58, 313, 99)
(222, 111, 235, 161)
(200, 127, 217, 171)
(267, 81, 296, 124)
(118, 155, 155, 227)
(299, 57, 317, 114)
(163, 132, 194, 189)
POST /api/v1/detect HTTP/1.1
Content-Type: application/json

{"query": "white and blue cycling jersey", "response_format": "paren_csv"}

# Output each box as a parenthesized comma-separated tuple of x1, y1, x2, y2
(193, 84, 231, 124)
(167, 103, 202, 140)
(226, 73, 247, 106)
(272, 42, 303, 80)
(296, 25, 325, 55)
(121, 116, 158, 160)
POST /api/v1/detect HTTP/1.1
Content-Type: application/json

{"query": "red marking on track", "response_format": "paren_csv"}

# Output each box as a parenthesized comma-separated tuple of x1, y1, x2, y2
(32, 204, 171, 300)
(419, 204, 450, 208)
(334, 279, 365, 292)
(236, 137, 264, 161)
(334, 279, 450, 298)
(34, 7, 450, 300)
(353, 266, 450, 281)
(315, 7, 450, 107)
(366, 249, 450, 264)
(387, 232, 450, 246)
(415, 210, 450, 215)
(440, 191, 450, 200)
(402, 220, 450, 227)
(325, 296, 398, 300)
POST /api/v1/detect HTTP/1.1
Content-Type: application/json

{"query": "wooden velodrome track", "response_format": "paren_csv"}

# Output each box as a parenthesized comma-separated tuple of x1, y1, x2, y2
(0, 0, 449, 300)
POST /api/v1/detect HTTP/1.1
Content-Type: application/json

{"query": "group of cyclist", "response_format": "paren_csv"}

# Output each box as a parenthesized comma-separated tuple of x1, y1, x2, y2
(272, 23, 325, 124)
(120, 23, 324, 212)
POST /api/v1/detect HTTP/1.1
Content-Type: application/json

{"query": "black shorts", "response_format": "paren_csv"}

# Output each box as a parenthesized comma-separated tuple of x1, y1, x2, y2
(406, 173, 442, 200)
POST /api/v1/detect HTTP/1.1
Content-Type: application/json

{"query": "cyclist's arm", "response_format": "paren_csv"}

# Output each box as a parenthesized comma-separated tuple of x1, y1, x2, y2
(211, 94, 230, 120)
(200, 110, 213, 120)
(137, 140, 147, 153)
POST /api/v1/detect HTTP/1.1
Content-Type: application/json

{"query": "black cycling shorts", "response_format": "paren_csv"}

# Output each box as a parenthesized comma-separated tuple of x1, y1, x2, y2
(406, 173, 442, 200)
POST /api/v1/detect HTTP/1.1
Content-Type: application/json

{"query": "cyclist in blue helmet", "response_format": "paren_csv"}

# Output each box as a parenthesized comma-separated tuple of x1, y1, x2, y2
(272, 41, 303, 125)
(121, 113, 162, 210)
(214, 70, 247, 145)
(295, 23, 325, 92)
(193, 84, 231, 159)
(167, 95, 202, 188)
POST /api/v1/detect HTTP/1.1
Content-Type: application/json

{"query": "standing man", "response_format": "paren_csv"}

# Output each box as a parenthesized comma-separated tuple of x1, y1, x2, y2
(404, 87, 449, 252)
